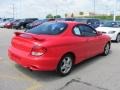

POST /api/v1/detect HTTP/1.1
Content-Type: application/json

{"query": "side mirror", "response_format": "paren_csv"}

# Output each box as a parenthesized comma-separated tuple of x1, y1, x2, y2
(97, 31, 102, 36)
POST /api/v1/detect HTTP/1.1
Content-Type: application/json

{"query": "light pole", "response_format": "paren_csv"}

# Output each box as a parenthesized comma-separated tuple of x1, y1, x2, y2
(12, 4, 15, 19)
(55, 5, 58, 17)
(113, 0, 117, 21)
(93, 0, 96, 16)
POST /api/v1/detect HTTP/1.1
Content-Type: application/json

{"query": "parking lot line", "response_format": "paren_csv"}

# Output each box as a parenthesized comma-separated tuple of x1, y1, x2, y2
(26, 82, 42, 90)
(0, 74, 42, 90)
(9, 62, 43, 90)
(0, 74, 29, 81)
(10, 62, 34, 80)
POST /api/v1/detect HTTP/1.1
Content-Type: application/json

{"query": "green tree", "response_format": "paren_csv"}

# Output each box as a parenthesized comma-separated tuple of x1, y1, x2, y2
(71, 13, 74, 17)
(65, 13, 68, 18)
(79, 12, 84, 15)
(46, 14, 53, 18)
(54, 15, 61, 18)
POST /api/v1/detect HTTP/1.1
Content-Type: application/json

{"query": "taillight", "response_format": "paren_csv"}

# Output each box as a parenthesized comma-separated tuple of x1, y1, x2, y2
(31, 46, 47, 56)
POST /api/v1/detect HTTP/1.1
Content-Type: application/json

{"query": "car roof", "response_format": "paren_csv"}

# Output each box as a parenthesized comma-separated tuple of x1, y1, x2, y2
(50, 21, 85, 25)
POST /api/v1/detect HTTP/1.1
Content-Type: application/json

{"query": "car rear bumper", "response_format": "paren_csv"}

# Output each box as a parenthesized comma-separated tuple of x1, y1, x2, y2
(8, 47, 58, 71)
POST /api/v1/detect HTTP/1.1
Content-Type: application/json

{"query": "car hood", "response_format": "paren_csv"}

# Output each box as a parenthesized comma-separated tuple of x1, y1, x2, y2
(96, 27, 120, 33)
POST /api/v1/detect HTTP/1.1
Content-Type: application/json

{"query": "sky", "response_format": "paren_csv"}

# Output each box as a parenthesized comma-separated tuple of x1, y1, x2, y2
(0, 0, 120, 18)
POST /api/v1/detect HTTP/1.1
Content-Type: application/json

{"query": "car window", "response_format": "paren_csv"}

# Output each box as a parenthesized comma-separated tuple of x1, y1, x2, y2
(73, 27, 81, 35)
(26, 22, 67, 35)
(102, 22, 118, 27)
(65, 18, 75, 21)
(74, 19, 87, 23)
(78, 25, 97, 37)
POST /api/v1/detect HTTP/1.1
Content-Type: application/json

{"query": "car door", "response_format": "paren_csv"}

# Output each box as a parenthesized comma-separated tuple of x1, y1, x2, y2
(72, 26, 89, 63)
(78, 24, 102, 58)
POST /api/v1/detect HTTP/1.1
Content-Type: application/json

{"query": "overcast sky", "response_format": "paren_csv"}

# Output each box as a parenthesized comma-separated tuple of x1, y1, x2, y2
(0, 0, 120, 18)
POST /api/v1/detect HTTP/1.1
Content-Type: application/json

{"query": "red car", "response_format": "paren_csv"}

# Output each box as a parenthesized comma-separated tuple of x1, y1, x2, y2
(8, 21, 111, 76)
(4, 22, 13, 28)
(4, 20, 15, 29)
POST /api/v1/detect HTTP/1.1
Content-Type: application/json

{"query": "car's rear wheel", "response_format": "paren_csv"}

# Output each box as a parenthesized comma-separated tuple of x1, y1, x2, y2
(57, 54, 73, 76)
(116, 34, 120, 43)
(103, 43, 110, 56)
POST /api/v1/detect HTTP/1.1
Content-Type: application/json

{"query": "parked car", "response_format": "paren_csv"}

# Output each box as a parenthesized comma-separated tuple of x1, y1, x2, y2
(74, 18, 100, 28)
(0, 20, 10, 28)
(96, 21, 120, 42)
(8, 21, 111, 76)
(0, 18, 3, 22)
(4, 19, 16, 29)
(12, 19, 25, 29)
(65, 18, 75, 21)
(0, 18, 14, 28)
(55, 18, 65, 21)
(12, 18, 38, 29)
(47, 18, 55, 21)
(26, 19, 51, 29)
(55, 18, 75, 21)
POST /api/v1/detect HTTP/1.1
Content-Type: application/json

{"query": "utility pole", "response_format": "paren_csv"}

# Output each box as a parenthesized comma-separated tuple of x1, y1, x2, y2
(12, 4, 15, 19)
(55, 4, 58, 18)
(93, 0, 96, 16)
(113, 0, 117, 21)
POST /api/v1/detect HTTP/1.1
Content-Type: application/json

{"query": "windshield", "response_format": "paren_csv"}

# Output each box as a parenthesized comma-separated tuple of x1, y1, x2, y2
(102, 22, 117, 27)
(26, 22, 67, 35)
(33, 20, 46, 23)
(75, 19, 87, 23)
(65, 18, 75, 21)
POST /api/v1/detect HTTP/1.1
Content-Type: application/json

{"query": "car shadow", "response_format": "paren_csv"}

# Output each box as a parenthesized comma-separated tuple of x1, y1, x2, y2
(14, 64, 61, 82)
(111, 41, 117, 43)
(14, 50, 112, 82)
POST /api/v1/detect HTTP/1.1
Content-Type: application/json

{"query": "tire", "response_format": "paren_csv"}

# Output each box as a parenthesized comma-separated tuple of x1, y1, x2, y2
(20, 26, 24, 29)
(116, 34, 120, 43)
(57, 54, 73, 76)
(102, 43, 110, 56)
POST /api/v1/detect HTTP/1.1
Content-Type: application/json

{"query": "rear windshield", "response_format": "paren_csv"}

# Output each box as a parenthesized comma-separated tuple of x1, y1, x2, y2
(26, 22, 67, 35)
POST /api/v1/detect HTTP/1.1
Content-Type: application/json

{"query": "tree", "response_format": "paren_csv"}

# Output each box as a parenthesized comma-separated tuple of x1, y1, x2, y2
(46, 14, 53, 18)
(54, 15, 61, 18)
(65, 13, 68, 18)
(71, 13, 74, 17)
(79, 12, 84, 15)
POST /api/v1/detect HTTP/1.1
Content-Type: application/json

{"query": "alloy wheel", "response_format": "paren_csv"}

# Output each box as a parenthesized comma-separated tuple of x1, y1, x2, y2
(116, 34, 120, 43)
(104, 43, 110, 55)
(57, 55, 73, 76)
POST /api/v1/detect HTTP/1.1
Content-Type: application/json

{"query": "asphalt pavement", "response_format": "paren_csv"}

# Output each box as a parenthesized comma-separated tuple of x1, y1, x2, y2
(0, 28, 120, 90)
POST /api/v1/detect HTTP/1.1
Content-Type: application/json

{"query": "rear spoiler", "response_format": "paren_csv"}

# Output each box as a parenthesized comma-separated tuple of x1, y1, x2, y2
(14, 32, 45, 41)
(14, 32, 24, 36)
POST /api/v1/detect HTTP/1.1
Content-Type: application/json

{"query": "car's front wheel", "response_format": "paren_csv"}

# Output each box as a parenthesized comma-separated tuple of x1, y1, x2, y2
(57, 54, 73, 76)
(116, 34, 120, 43)
(103, 43, 110, 56)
